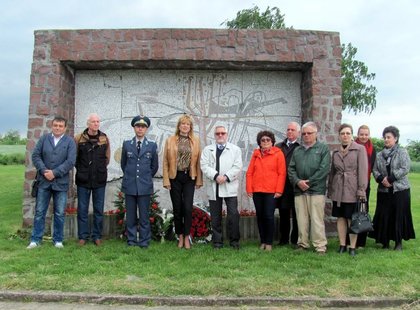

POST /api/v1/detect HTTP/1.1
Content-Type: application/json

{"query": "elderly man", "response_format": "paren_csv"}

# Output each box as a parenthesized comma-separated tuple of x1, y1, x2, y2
(288, 121, 331, 254)
(201, 125, 243, 249)
(121, 115, 158, 248)
(75, 113, 110, 246)
(275, 121, 301, 246)
(27, 116, 76, 249)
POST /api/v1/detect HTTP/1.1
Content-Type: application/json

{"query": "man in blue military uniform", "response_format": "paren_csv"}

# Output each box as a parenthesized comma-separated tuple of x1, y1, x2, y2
(121, 115, 159, 248)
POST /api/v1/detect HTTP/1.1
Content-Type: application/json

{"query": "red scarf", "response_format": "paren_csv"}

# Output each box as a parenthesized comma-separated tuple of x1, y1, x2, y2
(356, 138, 373, 178)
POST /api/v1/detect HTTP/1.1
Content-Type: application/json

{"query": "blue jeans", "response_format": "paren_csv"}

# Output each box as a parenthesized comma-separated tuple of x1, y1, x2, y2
(31, 187, 67, 244)
(77, 186, 106, 241)
(125, 194, 151, 247)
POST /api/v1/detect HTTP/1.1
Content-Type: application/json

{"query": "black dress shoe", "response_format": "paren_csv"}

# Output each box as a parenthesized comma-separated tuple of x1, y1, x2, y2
(338, 245, 347, 254)
(349, 248, 356, 257)
(382, 243, 390, 249)
(394, 242, 402, 251)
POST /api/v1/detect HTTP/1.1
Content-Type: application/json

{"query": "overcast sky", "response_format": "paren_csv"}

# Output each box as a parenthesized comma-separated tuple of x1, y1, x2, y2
(0, 0, 418, 145)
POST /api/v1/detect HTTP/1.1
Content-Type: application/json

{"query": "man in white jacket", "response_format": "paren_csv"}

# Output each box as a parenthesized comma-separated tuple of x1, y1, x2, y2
(201, 125, 243, 249)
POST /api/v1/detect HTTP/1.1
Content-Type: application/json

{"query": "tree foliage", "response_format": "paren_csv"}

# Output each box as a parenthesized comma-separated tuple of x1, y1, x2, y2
(341, 43, 377, 114)
(221, 5, 286, 29)
(222, 6, 377, 115)
(371, 137, 384, 152)
(0, 130, 26, 145)
(406, 140, 420, 162)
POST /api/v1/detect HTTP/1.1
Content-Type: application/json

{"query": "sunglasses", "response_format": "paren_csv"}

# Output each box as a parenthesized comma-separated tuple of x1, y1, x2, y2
(260, 138, 272, 142)
(302, 132, 315, 136)
(215, 132, 227, 136)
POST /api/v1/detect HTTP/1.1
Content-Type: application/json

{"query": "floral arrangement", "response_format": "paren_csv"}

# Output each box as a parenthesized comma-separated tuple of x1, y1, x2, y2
(108, 189, 174, 241)
(65, 207, 77, 215)
(221, 209, 256, 217)
(190, 205, 212, 243)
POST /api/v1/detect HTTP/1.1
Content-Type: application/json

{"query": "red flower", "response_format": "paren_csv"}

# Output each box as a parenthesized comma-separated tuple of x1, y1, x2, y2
(118, 191, 124, 199)
(118, 219, 124, 225)
(152, 203, 158, 210)
(149, 217, 155, 223)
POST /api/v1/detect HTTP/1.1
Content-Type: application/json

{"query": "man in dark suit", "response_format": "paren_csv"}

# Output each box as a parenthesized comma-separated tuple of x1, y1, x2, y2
(121, 115, 159, 248)
(275, 121, 300, 246)
(27, 116, 76, 249)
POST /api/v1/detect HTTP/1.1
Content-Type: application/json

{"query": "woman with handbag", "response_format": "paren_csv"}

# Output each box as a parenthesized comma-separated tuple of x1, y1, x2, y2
(370, 126, 415, 250)
(328, 124, 368, 256)
(354, 125, 376, 248)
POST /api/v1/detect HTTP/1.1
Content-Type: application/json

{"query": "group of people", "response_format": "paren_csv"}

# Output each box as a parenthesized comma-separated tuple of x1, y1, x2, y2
(27, 114, 415, 255)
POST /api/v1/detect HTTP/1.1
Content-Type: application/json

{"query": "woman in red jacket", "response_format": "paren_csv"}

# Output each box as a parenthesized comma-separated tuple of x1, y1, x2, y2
(246, 130, 286, 251)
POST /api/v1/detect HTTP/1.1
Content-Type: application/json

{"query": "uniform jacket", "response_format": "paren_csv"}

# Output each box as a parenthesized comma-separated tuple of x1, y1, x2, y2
(288, 141, 331, 196)
(200, 142, 243, 200)
(276, 139, 300, 208)
(162, 135, 203, 187)
(328, 141, 368, 205)
(373, 145, 410, 193)
(246, 146, 286, 194)
(32, 133, 76, 191)
(75, 129, 110, 188)
(121, 137, 158, 196)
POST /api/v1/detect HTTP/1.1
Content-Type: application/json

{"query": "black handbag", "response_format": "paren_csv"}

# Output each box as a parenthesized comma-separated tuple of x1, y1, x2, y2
(350, 200, 373, 234)
(31, 173, 39, 198)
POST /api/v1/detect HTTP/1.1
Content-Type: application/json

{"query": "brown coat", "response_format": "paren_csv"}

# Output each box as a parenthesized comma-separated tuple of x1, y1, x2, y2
(163, 135, 203, 187)
(328, 141, 368, 206)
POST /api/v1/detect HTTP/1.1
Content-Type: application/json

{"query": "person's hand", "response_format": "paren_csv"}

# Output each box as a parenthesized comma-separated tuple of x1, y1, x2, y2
(382, 176, 392, 188)
(297, 180, 310, 191)
(44, 170, 55, 181)
(195, 185, 202, 189)
(164, 185, 171, 190)
(247, 192, 253, 198)
(216, 175, 226, 184)
(274, 192, 282, 199)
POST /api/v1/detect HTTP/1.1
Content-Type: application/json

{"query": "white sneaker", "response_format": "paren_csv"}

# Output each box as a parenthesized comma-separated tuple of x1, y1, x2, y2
(27, 242, 38, 249)
(54, 242, 64, 248)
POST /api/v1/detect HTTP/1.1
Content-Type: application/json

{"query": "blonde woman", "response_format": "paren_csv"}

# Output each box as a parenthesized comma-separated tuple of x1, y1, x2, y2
(163, 115, 203, 249)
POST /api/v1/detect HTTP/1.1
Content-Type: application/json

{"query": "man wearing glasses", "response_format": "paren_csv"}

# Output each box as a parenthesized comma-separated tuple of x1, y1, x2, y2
(201, 125, 243, 249)
(288, 121, 331, 255)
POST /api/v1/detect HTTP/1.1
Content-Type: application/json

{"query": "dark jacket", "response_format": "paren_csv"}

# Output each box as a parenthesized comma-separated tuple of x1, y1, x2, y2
(288, 141, 331, 196)
(121, 137, 159, 196)
(75, 129, 110, 188)
(276, 139, 300, 208)
(32, 133, 76, 191)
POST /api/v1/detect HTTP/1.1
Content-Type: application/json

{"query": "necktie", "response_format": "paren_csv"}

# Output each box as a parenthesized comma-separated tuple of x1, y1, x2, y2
(287, 141, 291, 147)
(137, 141, 141, 154)
(218, 144, 225, 150)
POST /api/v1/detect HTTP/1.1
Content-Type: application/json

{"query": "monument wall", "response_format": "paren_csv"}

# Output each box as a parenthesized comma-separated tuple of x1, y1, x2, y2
(24, 28, 342, 230)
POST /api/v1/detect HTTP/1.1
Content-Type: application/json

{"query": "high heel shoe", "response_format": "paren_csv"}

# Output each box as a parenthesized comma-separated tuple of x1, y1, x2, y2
(338, 245, 347, 254)
(177, 234, 184, 249)
(184, 235, 191, 250)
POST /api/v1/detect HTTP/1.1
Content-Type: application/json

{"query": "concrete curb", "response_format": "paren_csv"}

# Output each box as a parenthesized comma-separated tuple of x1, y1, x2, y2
(0, 290, 418, 308)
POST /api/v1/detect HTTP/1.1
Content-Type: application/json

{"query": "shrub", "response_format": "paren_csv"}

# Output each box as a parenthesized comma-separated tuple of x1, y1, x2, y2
(0, 153, 25, 165)
(410, 161, 420, 173)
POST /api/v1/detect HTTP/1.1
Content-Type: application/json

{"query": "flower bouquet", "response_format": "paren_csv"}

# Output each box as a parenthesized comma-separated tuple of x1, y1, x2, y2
(190, 204, 212, 243)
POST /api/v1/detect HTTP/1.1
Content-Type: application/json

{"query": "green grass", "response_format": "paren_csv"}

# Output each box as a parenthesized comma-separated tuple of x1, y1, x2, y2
(0, 145, 25, 155)
(0, 165, 419, 299)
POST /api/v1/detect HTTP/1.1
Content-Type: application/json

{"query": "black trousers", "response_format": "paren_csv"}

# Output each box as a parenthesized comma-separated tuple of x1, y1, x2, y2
(253, 192, 277, 245)
(169, 171, 195, 236)
(210, 196, 240, 247)
(279, 206, 298, 245)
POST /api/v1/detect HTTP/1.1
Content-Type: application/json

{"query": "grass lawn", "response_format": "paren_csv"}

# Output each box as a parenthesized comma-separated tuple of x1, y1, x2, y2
(0, 145, 25, 155)
(0, 165, 419, 299)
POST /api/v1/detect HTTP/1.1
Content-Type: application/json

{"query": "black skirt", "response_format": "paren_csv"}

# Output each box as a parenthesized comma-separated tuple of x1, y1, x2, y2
(369, 188, 416, 244)
(332, 201, 357, 219)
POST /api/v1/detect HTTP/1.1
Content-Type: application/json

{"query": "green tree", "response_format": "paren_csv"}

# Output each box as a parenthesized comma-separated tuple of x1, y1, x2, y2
(222, 6, 377, 114)
(0, 130, 21, 145)
(221, 5, 286, 29)
(406, 140, 420, 162)
(371, 137, 384, 152)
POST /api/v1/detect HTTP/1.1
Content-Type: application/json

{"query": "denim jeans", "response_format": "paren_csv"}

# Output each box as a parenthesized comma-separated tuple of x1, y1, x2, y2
(77, 186, 106, 241)
(31, 187, 67, 244)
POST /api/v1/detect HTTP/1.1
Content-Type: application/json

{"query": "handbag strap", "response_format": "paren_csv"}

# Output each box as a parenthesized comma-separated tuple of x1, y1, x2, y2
(358, 200, 367, 213)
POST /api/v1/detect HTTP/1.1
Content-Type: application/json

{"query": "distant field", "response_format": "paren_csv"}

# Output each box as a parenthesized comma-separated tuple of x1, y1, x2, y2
(0, 145, 25, 154)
